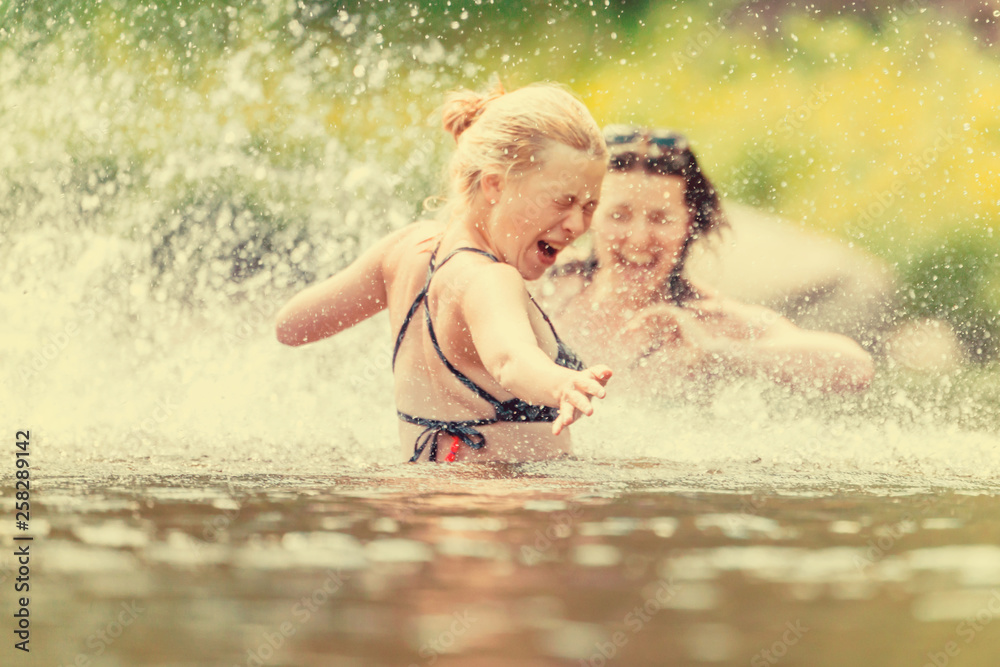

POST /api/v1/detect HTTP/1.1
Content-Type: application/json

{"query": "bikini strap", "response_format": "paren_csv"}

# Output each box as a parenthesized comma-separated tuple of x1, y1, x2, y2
(393, 245, 568, 461)
(528, 294, 561, 340)
(529, 293, 586, 371)
(392, 244, 500, 371)
(398, 411, 495, 462)
(421, 247, 505, 409)
(391, 245, 439, 370)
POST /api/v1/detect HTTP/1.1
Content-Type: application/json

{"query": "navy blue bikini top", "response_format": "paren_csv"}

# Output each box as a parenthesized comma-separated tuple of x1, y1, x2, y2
(392, 245, 585, 462)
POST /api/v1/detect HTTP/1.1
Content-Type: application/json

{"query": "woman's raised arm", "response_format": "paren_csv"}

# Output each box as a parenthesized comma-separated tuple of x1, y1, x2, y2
(275, 230, 401, 346)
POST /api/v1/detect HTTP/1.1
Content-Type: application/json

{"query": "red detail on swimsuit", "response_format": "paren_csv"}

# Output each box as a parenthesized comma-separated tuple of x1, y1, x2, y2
(446, 435, 461, 462)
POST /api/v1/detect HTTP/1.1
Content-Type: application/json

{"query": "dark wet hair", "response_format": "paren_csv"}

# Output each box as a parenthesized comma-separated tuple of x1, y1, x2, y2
(609, 128, 727, 303)
(558, 128, 727, 305)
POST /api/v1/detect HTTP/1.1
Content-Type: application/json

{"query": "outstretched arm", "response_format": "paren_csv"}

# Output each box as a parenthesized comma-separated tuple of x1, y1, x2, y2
(704, 317, 875, 392)
(680, 300, 874, 392)
(275, 231, 398, 346)
(624, 300, 874, 393)
(462, 263, 612, 434)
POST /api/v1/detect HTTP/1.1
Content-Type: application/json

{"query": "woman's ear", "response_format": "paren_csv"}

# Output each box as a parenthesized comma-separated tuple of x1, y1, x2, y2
(481, 171, 504, 204)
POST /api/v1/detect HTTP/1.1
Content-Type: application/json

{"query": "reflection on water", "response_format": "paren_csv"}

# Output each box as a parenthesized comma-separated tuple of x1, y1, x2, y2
(6, 467, 1000, 667)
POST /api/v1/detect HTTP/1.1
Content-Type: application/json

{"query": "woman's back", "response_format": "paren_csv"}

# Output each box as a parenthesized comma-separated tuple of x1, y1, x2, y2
(383, 221, 574, 462)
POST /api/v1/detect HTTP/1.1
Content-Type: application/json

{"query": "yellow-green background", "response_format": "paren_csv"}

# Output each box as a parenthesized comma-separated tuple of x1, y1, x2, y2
(3, 0, 999, 358)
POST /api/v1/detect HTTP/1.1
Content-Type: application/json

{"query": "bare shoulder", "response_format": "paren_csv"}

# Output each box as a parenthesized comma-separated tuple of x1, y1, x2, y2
(446, 253, 524, 294)
(401, 218, 446, 241)
(384, 219, 445, 253)
(381, 220, 446, 272)
(431, 251, 528, 320)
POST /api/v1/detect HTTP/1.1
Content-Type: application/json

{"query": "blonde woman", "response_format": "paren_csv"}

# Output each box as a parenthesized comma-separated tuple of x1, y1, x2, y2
(276, 83, 612, 462)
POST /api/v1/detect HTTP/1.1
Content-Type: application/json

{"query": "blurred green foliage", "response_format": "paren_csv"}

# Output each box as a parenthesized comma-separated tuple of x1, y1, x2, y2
(898, 230, 1000, 360)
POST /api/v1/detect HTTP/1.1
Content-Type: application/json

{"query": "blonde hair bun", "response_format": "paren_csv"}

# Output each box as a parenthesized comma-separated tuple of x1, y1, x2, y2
(441, 82, 505, 141)
(440, 81, 607, 208)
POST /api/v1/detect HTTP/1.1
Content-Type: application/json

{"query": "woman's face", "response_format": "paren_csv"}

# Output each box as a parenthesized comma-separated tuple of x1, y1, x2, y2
(592, 170, 691, 291)
(488, 142, 606, 281)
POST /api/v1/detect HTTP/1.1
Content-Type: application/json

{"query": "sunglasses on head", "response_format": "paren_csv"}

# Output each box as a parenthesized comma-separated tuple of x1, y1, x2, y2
(603, 125, 690, 151)
(605, 128, 693, 174)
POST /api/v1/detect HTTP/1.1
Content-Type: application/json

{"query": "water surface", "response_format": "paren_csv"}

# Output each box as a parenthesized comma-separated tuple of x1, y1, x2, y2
(8, 465, 1000, 667)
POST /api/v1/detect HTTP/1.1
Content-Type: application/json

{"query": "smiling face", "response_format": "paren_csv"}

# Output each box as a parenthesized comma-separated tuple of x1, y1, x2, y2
(485, 142, 606, 280)
(592, 170, 692, 294)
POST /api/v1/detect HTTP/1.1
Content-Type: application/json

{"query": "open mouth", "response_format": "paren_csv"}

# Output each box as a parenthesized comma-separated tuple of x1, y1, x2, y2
(618, 249, 657, 267)
(538, 240, 559, 258)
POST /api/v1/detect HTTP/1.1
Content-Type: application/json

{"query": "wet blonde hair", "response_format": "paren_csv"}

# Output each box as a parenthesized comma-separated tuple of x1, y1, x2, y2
(440, 81, 607, 208)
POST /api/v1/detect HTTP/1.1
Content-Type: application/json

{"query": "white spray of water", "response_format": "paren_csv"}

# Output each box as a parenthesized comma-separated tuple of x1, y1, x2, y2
(2, 10, 998, 489)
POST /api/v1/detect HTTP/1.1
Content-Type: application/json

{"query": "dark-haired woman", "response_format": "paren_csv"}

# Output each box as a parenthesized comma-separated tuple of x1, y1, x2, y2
(540, 127, 873, 394)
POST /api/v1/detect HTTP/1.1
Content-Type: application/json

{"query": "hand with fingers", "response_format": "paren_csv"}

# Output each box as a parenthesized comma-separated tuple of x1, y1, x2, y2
(552, 365, 613, 435)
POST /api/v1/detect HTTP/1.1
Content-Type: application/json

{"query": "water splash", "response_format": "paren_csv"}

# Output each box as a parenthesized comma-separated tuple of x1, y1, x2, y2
(3, 1, 998, 489)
